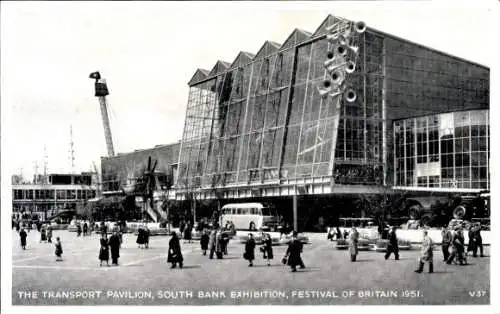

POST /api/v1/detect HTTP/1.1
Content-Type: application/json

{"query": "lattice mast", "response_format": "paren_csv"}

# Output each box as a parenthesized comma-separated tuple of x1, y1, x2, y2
(89, 71, 115, 157)
(69, 125, 75, 174)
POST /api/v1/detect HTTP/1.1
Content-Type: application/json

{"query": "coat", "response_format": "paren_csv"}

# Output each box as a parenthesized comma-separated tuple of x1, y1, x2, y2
(388, 230, 398, 248)
(208, 230, 216, 249)
(467, 229, 475, 252)
(47, 227, 53, 239)
(441, 229, 452, 245)
(20, 230, 27, 246)
(108, 234, 121, 259)
(215, 232, 223, 253)
(200, 233, 209, 250)
(348, 231, 359, 256)
(167, 236, 183, 263)
(184, 226, 192, 240)
(99, 238, 109, 261)
(286, 239, 302, 267)
(262, 237, 274, 259)
(55, 242, 63, 257)
(244, 238, 256, 261)
(451, 232, 465, 253)
(136, 228, 146, 244)
(420, 235, 433, 263)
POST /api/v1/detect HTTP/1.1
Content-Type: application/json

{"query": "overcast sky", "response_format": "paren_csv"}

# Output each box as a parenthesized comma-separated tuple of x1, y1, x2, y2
(1, 1, 495, 181)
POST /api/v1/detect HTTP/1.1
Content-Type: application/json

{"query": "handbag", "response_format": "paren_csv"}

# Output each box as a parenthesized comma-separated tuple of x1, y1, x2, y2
(281, 256, 288, 265)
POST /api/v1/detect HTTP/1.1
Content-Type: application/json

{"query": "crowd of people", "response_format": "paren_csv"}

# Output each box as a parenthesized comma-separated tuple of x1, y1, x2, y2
(327, 222, 485, 274)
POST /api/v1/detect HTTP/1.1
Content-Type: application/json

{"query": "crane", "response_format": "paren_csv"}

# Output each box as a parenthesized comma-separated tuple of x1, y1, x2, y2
(89, 71, 115, 157)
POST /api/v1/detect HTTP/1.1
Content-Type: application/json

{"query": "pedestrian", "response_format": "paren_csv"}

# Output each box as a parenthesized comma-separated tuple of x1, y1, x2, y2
(208, 229, 217, 259)
(46, 225, 53, 243)
(100, 222, 107, 238)
(200, 229, 209, 255)
(284, 231, 304, 272)
(261, 233, 274, 266)
(40, 226, 47, 243)
(447, 227, 466, 265)
(179, 220, 186, 239)
(343, 229, 349, 240)
(467, 226, 476, 257)
(215, 229, 224, 259)
(19, 228, 27, 250)
(108, 230, 121, 266)
(77, 223, 82, 237)
(415, 230, 433, 273)
(441, 227, 452, 262)
(244, 233, 256, 267)
(83, 222, 88, 236)
(184, 222, 192, 244)
(348, 227, 359, 262)
(55, 237, 63, 261)
(16, 221, 21, 232)
(167, 231, 183, 269)
(144, 225, 150, 249)
(136, 225, 146, 249)
(473, 224, 484, 257)
(221, 231, 229, 255)
(384, 226, 399, 260)
(99, 234, 109, 266)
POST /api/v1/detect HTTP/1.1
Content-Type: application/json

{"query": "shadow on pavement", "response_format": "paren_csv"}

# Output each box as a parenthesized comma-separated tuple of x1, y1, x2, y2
(181, 265, 201, 269)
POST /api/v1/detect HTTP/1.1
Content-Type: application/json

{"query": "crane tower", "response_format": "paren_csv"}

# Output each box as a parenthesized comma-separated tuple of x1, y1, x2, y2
(89, 71, 115, 157)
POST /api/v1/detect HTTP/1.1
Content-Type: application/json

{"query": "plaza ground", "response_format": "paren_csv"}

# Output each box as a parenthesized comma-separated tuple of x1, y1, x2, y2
(12, 229, 490, 305)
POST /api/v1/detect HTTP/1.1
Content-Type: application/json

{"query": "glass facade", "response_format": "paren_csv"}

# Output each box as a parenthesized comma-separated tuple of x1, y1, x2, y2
(178, 16, 385, 191)
(177, 14, 489, 196)
(394, 110, 489, 190)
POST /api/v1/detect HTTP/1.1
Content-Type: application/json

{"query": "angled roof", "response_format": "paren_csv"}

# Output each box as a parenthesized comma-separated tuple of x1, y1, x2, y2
(209, 60, 231, 77)
(281, 28, 312, 50)
(230, 51, 255, 68)
(188, 68, 210, 86)
(253, 40, 281, 60)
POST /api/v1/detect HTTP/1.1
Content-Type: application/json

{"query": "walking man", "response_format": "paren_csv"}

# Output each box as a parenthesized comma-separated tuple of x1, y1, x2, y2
(472, 224, 484, 257)
(167, 232, 183, 269)
(415, 230, 433, 273)
(384, 226, 399, 260)
(349, 227, 359, 262)
(19, 228, 27, 250)
(441, 227, 452, 262)
(284, 231, 304, 272)
(108, 230, 121, 266)
(447, 227, 466, 265)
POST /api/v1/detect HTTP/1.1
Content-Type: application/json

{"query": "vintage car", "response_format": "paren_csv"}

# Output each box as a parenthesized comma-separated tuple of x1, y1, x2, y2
(372, 239, 413, 252)
(335, 238, 371, 251)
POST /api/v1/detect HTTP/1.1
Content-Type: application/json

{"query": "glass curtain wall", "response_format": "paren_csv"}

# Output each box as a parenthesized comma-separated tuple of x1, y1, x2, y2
(394, 110, 489, 189)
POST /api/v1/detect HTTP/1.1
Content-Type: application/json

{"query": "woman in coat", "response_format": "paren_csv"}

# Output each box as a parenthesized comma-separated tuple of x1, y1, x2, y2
(167, 232, 183, 269)
(184, 223, 192, 244)
(208, 229, 217, 259)
(244, 233, 256, 267)
(261, 233, 274, 266)
(99, 234, 109, 266)
(348, 227, 359, 262)
(285, 232, 302, 272)
(144, 226, 150, 249)
(200, 229, 209, 255)
(415, 230, 433, 273)
(19, 228, 27, 250)
(215, 229, 224, 259)
(136, 226, 145, 248)
(40, 226, 47, 243)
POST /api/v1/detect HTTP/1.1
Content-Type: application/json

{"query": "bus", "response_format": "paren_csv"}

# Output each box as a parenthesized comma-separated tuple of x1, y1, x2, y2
(220, 203, 280, 231)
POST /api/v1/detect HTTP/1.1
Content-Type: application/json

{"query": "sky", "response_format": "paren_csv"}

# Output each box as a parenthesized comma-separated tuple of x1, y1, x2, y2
(0, 1, 495, 182)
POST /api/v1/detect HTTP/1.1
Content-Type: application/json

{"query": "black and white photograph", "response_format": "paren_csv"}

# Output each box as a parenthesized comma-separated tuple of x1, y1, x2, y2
(1, 1, 497, 312)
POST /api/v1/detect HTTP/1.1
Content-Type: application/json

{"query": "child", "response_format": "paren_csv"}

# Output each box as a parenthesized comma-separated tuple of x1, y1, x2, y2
(55, 237, 63, 261)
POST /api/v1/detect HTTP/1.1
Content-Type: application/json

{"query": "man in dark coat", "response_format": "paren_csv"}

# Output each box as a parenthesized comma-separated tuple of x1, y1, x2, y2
(262, 233, 274, 266)
(244, 233, 256, 267)
(441, 227, 452, 261)
(208, 229, 217, 259)
(19, 228, 27, 250)
(384, 226, 399, 260)
(467, 227, 475, 256)
(136, 226, 146, 248)
(472, 224, 484, 257)
(108, 231, 121, 266)
(167, 232, 183, 269)
(200, 229, 209, 255)
(285, 232, 304, 272)
(83, 222, 88, 236)
(99, 234, 110, 266)
(77, 224, 82, 237)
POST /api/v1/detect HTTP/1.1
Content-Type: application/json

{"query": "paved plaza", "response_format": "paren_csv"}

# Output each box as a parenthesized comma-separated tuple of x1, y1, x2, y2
(12, 230, 490, 305)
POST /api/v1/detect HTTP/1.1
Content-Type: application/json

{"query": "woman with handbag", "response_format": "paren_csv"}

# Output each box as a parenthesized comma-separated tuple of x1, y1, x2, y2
(244, 233, 256, 267)
(261, 233, 273, 266)
(167, 232, 183, 269)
